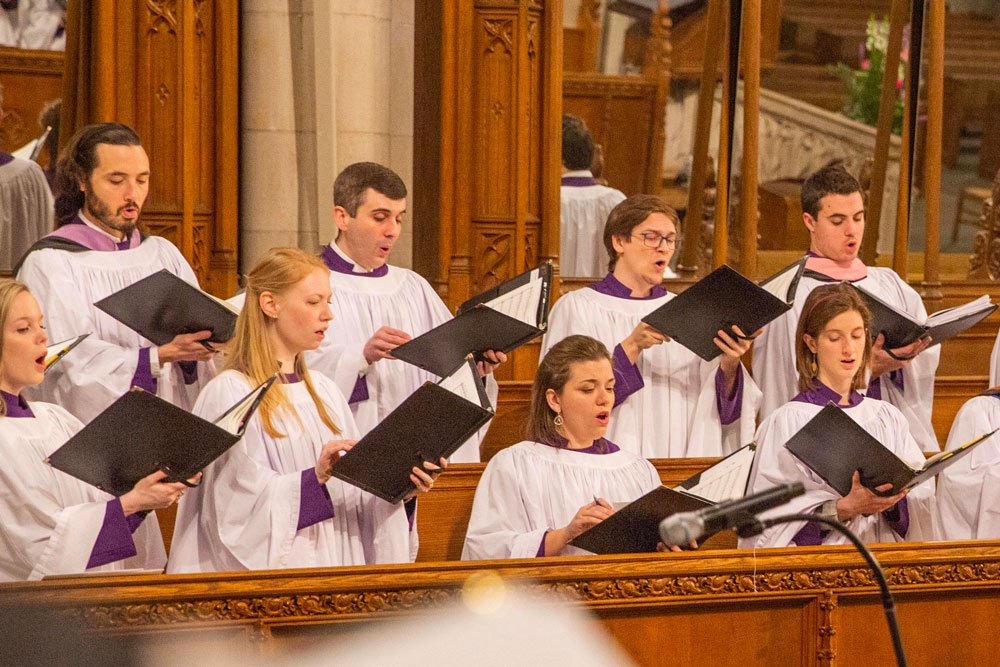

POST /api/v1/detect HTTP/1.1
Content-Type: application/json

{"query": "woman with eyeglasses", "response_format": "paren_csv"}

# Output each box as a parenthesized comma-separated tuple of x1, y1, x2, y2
(542, 195, 760, 458)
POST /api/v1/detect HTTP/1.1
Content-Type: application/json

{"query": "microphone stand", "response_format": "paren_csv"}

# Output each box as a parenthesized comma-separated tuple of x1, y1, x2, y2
(737, 514, 907, 667)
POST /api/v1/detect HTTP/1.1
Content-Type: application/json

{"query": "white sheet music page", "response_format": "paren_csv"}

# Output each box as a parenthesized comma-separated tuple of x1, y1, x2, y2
(681, 445, 755, 503)
(483, 268, 543, 326)
(437, 359, 483, 406)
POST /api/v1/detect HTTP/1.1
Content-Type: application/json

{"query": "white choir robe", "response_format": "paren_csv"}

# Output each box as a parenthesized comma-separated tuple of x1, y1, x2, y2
(167, 370, 413, 573)
(0, 402, 166, 581)
(559, 173, 626, 277)
(303, 260, 496, 463)
(738, 398, 937, 549)
(989, 330, 1000, 387)
(17, 237, 216, 423)
(752, 268, 941, 452)
(461, 441, 662, 559)
(935, 394, 1000, 540)
(541, 287, 761, 458)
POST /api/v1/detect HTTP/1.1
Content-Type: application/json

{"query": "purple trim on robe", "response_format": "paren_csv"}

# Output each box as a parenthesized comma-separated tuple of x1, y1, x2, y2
(125, 512, 147, 534)
(296, 470, 335, 530)
(537, 530, 550, 557)
(868, 370, 905, 401)
(86, 498, 138, 569)
(884, 496, 909, 537)
(560, 175, 598, 187)
(177, 360, 199, 385)
(0, 151, 13, 168)
(1, 391, 34, 418)
(404, 498, 417, 530)
(714, 365, 744, 426)
(611, 343, 644, 407)
(348, 375, 370, 404)
(130, 348, 157, 394)
(588, 273, 667, 300)
(279, 372, 302, 384)
(540, 434, 620, 455)
(792, 496, 910, 545)
(320, 244, 389, 277)
(50, 215, 142, 251)
(791, 520, 824, 547)
(791, 379, 863, 408)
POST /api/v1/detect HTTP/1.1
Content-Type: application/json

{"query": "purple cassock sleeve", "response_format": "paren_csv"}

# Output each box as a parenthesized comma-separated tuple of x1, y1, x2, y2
(131, 347, 157, 393)
(866, 370, 904, 401)
(714, 366, 744, 426)
(537, 531, 550, 557)
(86, 498, 138, 569)
(348, 375, 370, 405)
(611, 344, 644, 407)
(791, 497, 909, 546)
(296, 470, 335, 530)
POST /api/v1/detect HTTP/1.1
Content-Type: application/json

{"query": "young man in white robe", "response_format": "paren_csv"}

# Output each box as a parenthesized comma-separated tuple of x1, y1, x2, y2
(0, 280, 190, 581)
(541, 194, 761, 458)
(303, 162, 502, 463)
(463, 336, 663, 560)
(168, 248, 439, 572)
(752, 162, 941, 451)
(935, 389, 1000, 540)
(15, 123, 217, 423)
(740, 283, 936, 549)
(559, 114, 626, 277)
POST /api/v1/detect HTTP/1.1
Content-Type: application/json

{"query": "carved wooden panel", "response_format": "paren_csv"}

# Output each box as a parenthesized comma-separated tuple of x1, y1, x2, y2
(0, 46, 64, 167)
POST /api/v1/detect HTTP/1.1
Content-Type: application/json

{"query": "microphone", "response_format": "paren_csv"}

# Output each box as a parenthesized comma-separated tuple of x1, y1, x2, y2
(659, 482, 805, 546)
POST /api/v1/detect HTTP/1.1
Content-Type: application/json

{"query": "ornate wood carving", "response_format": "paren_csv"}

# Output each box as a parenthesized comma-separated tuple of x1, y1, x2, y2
(0, 46, 64, 156)
(968, 169, 1000, 280)
(146, 0, 179, 34)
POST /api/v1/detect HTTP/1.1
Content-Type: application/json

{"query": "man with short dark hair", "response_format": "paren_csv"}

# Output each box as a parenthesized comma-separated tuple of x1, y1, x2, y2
(753, 161, 940, 451)
(560, 114, 625, 277)
(305, 162, 502, 462)
(16, 122, 216, 422)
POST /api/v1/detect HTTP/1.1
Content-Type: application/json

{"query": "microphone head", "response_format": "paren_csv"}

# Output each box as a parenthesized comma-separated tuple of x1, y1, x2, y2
(659, 513, 703, 547)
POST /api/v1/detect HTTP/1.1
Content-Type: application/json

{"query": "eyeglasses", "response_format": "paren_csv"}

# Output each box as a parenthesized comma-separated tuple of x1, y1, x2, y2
(632, 231, 677, 249)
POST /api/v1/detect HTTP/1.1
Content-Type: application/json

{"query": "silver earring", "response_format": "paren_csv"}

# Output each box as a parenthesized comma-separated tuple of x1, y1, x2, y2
(553, 414, 564, 427)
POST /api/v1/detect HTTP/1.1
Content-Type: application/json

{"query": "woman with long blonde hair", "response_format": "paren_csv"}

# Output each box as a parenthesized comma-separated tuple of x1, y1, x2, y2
(0, 279, 188, 580)
(168, 248, 439, 572)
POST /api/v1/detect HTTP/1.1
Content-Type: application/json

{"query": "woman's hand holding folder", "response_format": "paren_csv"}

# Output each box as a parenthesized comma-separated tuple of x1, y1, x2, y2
(835, 471, 909, 520)
(120, 469, 202, 516)
(316, 440, 357, 485)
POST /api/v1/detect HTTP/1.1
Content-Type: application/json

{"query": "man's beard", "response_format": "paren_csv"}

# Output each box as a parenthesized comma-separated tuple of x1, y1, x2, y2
(84, 188, 139, 238)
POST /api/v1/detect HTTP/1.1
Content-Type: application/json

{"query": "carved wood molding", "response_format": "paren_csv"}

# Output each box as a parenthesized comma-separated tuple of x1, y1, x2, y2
(0, 46, 64, 75)
(968, 169, 1000, 280)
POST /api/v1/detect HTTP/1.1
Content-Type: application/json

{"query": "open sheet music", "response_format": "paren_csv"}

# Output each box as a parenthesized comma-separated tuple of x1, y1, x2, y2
(391, 263, 552, 377)
(46, 376, 276, 496)
(855, 287, 996, 349)
(570, 444, 756, 554)
(44, 333, 91, 371)
(329, 358, 494, 503)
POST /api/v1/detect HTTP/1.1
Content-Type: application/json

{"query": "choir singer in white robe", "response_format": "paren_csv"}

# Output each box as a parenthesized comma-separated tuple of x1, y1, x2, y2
(0, 279, 190, 581)
(752, 162, 940, 451)
(15, 123, 217, 423)
(303, 162, 503, 463)
(462, 335, 663, 559)
(168, 248, 442, 573)
(740, 283, 936, 549)
(935, 390, 1000, 540)
(542, 194, 760, 458)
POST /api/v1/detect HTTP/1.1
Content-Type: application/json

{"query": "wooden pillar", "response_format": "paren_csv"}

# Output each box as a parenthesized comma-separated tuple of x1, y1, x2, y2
(922, 0, 944, 307)
(739, 0, 761, 278)
(414, 0, 562, 381)
(864, 0, 908, 268)
(62, 0, 239, 296)
(678, 0, 726, 276)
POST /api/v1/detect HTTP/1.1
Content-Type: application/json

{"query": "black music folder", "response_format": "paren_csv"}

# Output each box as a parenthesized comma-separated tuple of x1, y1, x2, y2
(784, 403, 998, 497)
(390, 263, 552, 377)
(641, 258, 806, 361)
(854, 286, 996, 349)
(46, 377, 275, 496)
(569, 444, 756, 554)
(329, 358, 494, 503)
(94, 269, 240, 346)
